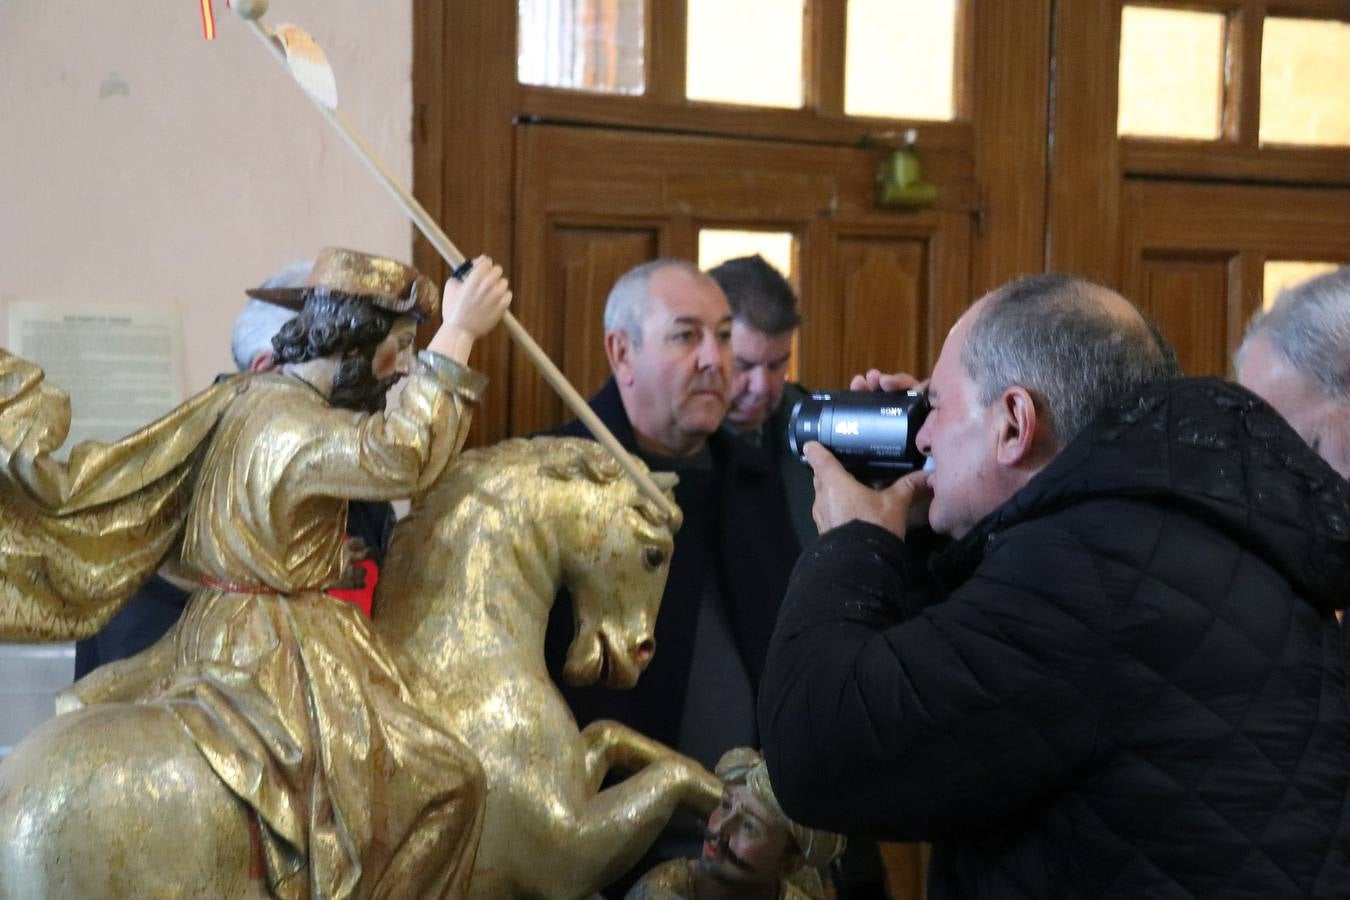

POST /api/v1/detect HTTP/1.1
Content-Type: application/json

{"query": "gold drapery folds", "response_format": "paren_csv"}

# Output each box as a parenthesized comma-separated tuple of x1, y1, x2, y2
(0, 350, 238, 640)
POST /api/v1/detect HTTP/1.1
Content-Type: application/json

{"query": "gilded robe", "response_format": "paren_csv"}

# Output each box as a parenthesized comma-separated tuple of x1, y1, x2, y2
(0, 349, 487, 899)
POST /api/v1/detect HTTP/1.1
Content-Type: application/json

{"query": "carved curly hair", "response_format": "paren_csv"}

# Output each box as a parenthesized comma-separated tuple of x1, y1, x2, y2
(271, 290, 403, 413)
(271, 290, 398, 364)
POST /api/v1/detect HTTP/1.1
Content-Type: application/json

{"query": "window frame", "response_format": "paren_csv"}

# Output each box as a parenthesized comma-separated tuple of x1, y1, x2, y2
(1117, 0, 1350, 186)
(515, 0, 975, 148)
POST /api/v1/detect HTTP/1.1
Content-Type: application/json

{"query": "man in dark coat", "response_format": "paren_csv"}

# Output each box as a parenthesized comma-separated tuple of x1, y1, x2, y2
(758, 274, 1350, 898)
(708, 254, 816, 547)
(544, 258, 801, 894)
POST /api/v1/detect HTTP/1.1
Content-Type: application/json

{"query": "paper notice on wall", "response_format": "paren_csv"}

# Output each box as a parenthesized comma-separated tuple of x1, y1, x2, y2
(7, 302, 185, 450)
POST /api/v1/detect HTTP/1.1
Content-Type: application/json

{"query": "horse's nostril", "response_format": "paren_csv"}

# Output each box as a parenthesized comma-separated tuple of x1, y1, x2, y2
(634, 639, 655, 665)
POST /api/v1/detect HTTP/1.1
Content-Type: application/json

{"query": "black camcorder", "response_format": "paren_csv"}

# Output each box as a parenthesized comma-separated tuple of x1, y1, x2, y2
(787, 389, 930, 481)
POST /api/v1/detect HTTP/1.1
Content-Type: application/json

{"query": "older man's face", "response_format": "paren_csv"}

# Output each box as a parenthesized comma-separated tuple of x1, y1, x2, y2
(727, 322, 795, 433)
(616, 268, 733, 456)
(914, 301, 1020, 538)
(1237, 332, 1350, 478)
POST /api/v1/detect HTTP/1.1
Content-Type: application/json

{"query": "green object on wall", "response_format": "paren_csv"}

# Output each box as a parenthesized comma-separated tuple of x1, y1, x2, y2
(875, 147, 938, 208)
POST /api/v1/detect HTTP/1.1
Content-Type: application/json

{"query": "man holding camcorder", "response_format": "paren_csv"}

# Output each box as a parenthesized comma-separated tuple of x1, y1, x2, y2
(758, 274, 1350, 898)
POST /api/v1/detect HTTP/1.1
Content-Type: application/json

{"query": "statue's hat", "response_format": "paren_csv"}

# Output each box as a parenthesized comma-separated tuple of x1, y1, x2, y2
(246, 247, 439, 321)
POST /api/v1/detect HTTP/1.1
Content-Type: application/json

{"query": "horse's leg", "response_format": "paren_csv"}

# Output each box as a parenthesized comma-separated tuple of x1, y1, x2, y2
(513, 720, 721, 897)
(0, 704, 264, 899)
(580, 719, 720, 811)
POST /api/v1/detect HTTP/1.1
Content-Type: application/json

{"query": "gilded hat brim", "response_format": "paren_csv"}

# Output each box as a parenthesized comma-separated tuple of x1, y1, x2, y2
(245, 270, 440, 321)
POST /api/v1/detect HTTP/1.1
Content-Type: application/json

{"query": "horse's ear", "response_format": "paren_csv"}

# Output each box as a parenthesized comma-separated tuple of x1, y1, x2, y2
(635, 471, 682, 531)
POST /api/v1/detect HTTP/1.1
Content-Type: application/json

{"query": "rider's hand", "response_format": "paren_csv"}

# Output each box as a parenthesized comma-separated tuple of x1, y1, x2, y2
(805, 442, 932, 539)
(427, 255, 512, 364)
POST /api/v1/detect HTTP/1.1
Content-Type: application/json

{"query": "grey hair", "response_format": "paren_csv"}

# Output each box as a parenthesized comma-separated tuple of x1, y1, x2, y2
(603, 258, 707, 345)
(1239, 266, 1350, 401)
(962, 274, 1182, 447)
(230, 259, 311, 371)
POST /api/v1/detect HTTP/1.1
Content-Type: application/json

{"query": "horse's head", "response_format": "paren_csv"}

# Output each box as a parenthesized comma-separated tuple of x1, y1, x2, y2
(536, 438, 681, 690)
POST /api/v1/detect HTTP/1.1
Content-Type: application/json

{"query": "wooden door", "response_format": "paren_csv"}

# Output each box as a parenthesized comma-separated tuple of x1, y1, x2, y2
(414, 0, 1051, 443)
(1050, 0, 1350, 376)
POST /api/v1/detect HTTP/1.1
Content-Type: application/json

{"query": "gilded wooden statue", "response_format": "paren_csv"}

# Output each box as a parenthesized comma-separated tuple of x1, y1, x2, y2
(0, 249, 719, 899)
(0, 248, 510, 898)
(375, 436, 721, 899)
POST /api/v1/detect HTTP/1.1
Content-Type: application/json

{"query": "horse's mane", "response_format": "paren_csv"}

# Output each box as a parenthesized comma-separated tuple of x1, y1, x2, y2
(430, 437, 676, 529)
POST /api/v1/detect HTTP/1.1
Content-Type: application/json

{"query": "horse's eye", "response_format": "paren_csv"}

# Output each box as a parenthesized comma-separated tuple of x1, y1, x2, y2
(643, 546, 666, 570)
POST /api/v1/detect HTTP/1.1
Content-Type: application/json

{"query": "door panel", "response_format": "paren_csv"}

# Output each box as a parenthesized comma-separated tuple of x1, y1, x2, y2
(551, 226, 660, 402)
(836, 235, 927, 386)
(1136, 255, 1233, 377)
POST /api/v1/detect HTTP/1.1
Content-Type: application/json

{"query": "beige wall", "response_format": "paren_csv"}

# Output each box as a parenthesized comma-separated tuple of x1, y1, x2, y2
(0, 0, 413, 753)
(0, 0, 414, 393)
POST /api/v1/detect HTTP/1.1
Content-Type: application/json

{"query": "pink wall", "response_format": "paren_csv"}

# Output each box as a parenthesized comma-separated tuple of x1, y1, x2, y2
(0, 0, 414, 393)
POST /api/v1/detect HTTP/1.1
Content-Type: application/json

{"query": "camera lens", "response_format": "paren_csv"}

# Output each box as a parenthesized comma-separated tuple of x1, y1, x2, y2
(787, 390, 929, 480)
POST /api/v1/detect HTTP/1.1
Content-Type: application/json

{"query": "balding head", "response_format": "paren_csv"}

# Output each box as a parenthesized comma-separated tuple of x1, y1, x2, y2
(915, 275, 1179, 538)
(962, 274, 1181, 447)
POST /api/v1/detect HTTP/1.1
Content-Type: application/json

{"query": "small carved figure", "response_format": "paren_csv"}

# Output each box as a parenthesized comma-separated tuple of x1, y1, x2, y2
(625, 748, 845, 900)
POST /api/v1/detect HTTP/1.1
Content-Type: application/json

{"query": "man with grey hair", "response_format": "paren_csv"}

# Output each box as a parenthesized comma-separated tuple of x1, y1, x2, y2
(229, 259, 313, 371)
(545, 258, 801, 896)
(760, 274, 1350, 897)
(1236, 266, 1350, 478)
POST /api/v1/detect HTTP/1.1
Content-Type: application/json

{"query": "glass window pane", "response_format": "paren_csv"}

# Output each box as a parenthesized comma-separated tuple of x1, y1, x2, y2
(1260, 18, 1350, 147)
(1263, 261, 1342, 308)
(1117, 6, 1225, 140)
(698, 229, 796, 280)
(518, 0, 645, 94)
(845, 0, 958, 120)
(686, 0, 804, 108)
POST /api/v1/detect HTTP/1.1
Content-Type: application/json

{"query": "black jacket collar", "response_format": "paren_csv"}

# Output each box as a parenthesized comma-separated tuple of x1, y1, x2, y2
(567, 377, 775, 481)
(935, 378, 1350, 613)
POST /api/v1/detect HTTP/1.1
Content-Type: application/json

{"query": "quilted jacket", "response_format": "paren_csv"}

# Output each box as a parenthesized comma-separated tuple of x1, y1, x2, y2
(758, 378, 1350, 898)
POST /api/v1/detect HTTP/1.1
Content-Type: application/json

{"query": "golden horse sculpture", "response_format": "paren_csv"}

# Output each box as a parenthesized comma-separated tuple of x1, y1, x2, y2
(0, 436, 720, 899)
(376, 437, 722, 898)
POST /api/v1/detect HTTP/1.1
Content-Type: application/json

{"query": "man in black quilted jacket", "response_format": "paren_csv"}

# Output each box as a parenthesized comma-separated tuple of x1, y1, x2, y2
(758, 273, 1350, 898)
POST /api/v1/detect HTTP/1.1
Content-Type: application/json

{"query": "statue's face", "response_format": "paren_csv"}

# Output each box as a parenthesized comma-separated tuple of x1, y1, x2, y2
(371, 317, 419, 381)
(698, 783, 796, 888)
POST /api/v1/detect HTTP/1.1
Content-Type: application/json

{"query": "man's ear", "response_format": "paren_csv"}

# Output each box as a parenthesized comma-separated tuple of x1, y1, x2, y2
(994, 386, 1039, 467)
(605, 331, 633, 385)
(250, 350, 275, 372)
